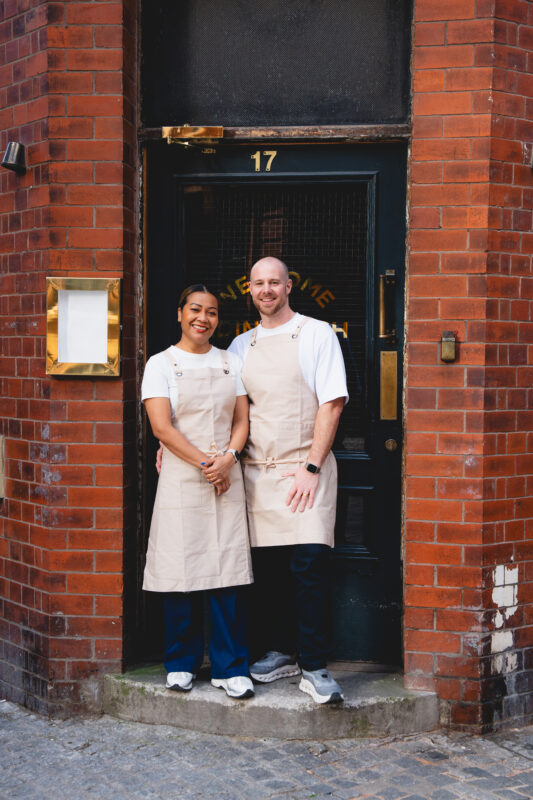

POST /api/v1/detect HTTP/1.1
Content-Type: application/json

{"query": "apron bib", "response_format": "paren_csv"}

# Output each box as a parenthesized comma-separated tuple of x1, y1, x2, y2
(143, 348, 252, 592)
(241, 319, 337, 548)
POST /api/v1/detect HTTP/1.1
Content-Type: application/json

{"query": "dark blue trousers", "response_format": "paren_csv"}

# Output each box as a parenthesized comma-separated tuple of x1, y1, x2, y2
(164, 586, 249, 679)
(249, 544, 330, 672)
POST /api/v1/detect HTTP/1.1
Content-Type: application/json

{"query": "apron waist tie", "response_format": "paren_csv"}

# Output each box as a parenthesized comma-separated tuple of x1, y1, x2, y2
(206, 442, 226, 458)
(242, 456, 304, 471)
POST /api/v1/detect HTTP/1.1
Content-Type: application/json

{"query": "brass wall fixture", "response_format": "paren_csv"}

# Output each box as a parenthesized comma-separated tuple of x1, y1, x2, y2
(440, 331, 457, 363)
(378, 270, 396, 342)
(380, 351, 398, 420)
(46, 277, 121, 376)
(162, 125, 224, 144)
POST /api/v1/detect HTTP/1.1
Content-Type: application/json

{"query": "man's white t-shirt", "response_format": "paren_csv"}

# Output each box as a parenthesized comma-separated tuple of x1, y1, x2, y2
(228, 313, 348, 406)
(141, 346, 246, 418)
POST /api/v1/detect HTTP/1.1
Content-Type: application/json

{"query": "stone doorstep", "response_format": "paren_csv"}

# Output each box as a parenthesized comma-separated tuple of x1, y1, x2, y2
(103, 665, 439, 739)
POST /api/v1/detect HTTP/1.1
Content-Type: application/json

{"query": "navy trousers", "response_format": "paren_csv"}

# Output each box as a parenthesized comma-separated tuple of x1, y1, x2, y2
(249, 544, 330, 672)
(164, 586, 249, 679)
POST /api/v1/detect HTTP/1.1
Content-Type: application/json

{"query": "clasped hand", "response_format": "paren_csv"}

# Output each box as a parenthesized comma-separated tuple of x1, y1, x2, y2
(200, 454, 234, 496)
(155, 444, 233, 496)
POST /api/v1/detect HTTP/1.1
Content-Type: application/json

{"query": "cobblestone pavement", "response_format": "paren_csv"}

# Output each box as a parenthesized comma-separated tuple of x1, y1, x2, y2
(1, 699, 532, 800)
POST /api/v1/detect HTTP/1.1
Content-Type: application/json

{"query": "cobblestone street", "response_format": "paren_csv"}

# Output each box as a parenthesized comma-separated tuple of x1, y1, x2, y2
(1, 699, 532, 800)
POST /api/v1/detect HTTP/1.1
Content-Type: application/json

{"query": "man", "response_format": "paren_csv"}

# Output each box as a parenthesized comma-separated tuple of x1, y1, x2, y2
(228, 256, 347, 704)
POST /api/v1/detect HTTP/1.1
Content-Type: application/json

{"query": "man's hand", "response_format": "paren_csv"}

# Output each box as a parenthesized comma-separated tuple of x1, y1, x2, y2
(155, 442, 163, 474)
(282, 466, 319, 513)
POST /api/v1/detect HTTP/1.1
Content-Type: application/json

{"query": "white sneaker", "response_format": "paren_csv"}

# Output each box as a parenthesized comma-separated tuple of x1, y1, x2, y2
(211, 675, 255, 699)
(165, 671, 195, 692)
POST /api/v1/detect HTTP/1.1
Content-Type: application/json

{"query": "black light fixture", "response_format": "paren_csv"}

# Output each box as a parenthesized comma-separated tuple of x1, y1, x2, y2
(1, 142, 26, 175)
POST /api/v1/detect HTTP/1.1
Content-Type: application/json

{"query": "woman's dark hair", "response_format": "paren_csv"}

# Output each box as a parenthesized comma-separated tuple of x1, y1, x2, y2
(178, 284, 217, 309)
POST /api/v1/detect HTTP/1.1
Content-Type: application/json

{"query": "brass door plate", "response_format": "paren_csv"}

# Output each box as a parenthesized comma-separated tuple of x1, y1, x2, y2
(380, 351, 397, 421)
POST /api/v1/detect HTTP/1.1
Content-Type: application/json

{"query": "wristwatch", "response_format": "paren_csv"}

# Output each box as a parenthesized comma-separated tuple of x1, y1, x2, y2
(227, 448, 240, 463)
(304, 461, 320, 474)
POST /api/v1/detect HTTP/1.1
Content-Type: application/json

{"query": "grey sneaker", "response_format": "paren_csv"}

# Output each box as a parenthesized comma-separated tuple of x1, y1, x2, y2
(166, 671, 195, 692)
(250, 651, 301, 683)
(299, 668, 344, 704)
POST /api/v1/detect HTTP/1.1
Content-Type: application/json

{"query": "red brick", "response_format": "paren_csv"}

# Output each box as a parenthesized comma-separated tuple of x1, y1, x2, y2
(405, 586, 463, 608)
(68, 96, 123, 117)
(414, 91, 473, 116)
(415, 0, 476, 21)
(406, 564, 435, 584)
(406, 541, 463, 565)
(67, 444, 123, 464)
(66, 49, 123, 72)
(66, 573, 123, 595)
(67, 402, 122, 422)
(447, 19, 495, 44)
(68, 487, 122, 508)
(65, 3, 124, 24)
(436, 609, 483, 631)
(406, 498, 464, 522)
(406, 630, 462, 653)
(68, 531, 122, 550)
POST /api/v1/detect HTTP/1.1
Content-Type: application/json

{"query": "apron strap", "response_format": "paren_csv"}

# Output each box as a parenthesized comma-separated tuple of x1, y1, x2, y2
(219, 350, 231, 374)
(291, 316, 308, 339)
(165, 348, 183, 377)
(249, 316, 308, 347)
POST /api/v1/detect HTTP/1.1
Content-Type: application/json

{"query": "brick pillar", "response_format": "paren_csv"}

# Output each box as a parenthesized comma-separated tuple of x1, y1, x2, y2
(0, 0, 137, 713)
(406, 0, 533, 731)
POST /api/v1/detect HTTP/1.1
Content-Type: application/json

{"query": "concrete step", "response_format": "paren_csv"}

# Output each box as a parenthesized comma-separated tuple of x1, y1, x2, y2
(103, 665, 439, 739)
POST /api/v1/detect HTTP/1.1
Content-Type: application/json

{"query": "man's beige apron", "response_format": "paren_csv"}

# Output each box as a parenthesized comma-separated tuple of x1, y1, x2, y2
(241, 319, 337, 548)
(143, 348, 252, 593)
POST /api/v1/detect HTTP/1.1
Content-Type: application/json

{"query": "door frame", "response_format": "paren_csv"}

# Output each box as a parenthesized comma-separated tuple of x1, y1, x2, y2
(128, 135, 409, 668)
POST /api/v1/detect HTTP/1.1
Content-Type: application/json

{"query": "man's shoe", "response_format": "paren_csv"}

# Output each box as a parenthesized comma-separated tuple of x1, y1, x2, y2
(165, 671, 195, 692)
(211, 676, 255, 699)
(299, 668, 344, 704)
(250, 651, 301, 683)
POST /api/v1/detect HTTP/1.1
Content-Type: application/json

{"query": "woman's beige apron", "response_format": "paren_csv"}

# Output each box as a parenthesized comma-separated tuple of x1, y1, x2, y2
(143, 347, 252, 593)
(241, 318, 337, 548)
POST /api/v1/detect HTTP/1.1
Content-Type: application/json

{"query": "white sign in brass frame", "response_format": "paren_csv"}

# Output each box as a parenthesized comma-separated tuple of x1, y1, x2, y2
(46, 277, 121, 376)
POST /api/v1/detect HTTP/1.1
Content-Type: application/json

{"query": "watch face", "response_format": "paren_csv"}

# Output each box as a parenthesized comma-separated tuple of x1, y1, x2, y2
(305, 462, 319, 474)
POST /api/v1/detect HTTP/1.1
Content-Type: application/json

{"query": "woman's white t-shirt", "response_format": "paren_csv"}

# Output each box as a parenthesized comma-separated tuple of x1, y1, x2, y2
(141, 345, 246, 418)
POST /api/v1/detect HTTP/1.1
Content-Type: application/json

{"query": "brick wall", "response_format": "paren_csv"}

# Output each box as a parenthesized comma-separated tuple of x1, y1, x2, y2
(406, 0, 533, 731)
(0, 0, 137, 713)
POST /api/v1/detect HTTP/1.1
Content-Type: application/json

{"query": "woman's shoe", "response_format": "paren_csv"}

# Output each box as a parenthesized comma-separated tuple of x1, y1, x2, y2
(211, 676, 255, 699)
(165, 671, 195, 691)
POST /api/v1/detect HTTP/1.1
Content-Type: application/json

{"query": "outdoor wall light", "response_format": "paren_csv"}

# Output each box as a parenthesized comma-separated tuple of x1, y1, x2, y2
(1, 141, 26, 175)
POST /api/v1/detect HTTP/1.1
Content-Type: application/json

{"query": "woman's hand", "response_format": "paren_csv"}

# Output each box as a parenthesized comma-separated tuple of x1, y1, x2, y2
(201, 453, 235, 488)
(215, 476, 231, 496)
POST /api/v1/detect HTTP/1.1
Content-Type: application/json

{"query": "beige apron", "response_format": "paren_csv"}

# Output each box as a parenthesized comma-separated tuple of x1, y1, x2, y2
(143, 347, 252, 593)
(241, 318, 337, 548)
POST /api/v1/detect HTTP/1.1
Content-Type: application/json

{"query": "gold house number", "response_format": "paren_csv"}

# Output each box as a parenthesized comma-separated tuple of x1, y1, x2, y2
(251, 150, 277, 172)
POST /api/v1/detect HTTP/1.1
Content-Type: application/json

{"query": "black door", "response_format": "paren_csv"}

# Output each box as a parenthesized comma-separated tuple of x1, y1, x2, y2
(142, 141, 405, 666)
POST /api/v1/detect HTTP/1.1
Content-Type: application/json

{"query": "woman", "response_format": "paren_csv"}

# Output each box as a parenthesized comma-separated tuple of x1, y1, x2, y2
(141, 284, 254, 699)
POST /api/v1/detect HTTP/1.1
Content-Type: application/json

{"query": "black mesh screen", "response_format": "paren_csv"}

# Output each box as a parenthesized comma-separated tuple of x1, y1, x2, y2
(142, 0, 412, 126)
(182, 182, 368, 450)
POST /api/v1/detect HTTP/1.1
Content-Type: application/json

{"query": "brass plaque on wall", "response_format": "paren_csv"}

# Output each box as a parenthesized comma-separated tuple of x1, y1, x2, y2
(46, 277, 121, 376)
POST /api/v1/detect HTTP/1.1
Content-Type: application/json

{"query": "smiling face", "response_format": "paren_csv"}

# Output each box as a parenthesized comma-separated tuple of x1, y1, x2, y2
(177, 291, 219, 353)
(249, 257, 293, 326)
